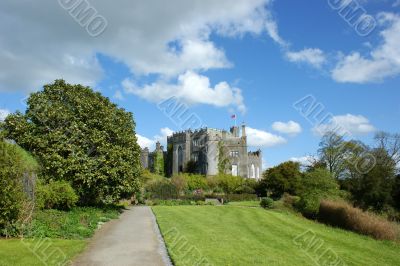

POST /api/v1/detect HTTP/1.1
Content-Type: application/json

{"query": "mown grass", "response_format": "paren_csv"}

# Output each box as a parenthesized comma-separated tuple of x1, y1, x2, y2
(227, 200, 260, 207)
(26, 207, 121, 239)
(0, 239, 86, 266)
(153, 205, 400, 266)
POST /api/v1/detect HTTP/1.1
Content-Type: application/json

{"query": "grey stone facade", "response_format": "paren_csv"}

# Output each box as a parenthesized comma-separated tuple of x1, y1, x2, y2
(167, 125, 262, 179)
(141, 125, 262, 179)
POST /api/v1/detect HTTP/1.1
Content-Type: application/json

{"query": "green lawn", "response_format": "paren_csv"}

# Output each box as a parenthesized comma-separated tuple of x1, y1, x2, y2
(153, 205, 400, 266)
(0, 239, 86, 266)
(227, 200, 260, 207)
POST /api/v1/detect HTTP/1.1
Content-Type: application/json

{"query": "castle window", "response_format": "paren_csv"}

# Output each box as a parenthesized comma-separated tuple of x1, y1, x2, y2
(232, 164, 238, 176)
(230, 151, 239, 157)
(193, 139, 199, 147)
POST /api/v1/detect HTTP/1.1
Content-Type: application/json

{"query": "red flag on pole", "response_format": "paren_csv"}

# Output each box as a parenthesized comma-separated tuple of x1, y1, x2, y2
(231, 114, 236, 119)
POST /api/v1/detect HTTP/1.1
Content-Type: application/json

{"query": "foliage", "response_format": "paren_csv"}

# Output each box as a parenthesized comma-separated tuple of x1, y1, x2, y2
(35, 180, 78, 210)
(318, 132, 350, 179)
(295, 168, 340, 218)
(170, 174, 188, 194)
(212, 174, 244, 194)
(393, 175, 400, 210)
(153, 206, 400, 266)
(151, 150, 164, 176)
(217, 141, 229, 174)
(25, 207, 121, 239)
(146, 179, 179, 199)
(319, 200, 399, 241)
(223, 193, 258, 202)
(2, 80, 141, 205)
(0, 141, 38, 234)
(260, 197, 274, 209)
(185, 174, 208, 191)
(349, 147, 396, 211)
(261, 161, 302, 198)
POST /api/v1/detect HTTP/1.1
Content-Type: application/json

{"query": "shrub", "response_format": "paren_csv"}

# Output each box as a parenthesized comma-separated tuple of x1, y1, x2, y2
(282, 193, 300, 208)
(35, 181, 78, 210)
(296, 169, 340, 218)
(212, 174, 244, 194)
(235, 185, 255, 194)
(171, 174, 188, 194)
(260, 198, 274, 209)
(225, 194, 258, 202)
(318, 200, 399, 241)
(184, 174, 208, 191)
(0, 141, 38, 235)
(146, 179, 179, 199)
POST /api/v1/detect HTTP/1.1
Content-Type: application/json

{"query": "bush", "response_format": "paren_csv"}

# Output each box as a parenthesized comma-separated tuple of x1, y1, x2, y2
(318, 200, 399, 241)
(184, 174, 208, 191)
(260, 198, 274, 209)
(146, 179, 179, 199)
(24, 207, 121, 239)
(296, 169, 340, 218)
(35, 181, 78, 210)
(0, 141, 38, 235)
(224, 194, 258, 202)
(213, 174, 244, 194)
(282, 193, 300, 208)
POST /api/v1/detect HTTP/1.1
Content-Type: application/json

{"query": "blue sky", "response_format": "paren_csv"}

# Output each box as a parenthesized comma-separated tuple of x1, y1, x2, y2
(0, 0, 399, 168)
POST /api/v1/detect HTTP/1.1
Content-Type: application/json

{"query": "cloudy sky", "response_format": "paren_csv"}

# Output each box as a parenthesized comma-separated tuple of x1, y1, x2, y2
(0, 0, 399, 168)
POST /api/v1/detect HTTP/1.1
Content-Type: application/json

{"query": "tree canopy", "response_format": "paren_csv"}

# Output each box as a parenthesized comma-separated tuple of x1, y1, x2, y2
(2, 80, 141, 205)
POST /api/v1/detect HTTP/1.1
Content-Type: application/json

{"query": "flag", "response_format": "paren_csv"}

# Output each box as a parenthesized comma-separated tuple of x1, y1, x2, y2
(231, 114, 236, 119)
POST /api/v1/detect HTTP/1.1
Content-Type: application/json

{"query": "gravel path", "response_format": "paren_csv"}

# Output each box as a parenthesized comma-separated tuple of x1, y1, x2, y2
(73, 206, 172, 266)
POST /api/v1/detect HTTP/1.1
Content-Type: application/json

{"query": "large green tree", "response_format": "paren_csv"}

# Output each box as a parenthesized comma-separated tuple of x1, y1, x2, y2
(2, 80, 141, 205)
(261, 161, 302, 198)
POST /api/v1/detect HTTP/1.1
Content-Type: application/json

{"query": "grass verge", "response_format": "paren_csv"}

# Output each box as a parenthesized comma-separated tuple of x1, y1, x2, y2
(0, 239, 86, 266)
(153, 205, 400, 266)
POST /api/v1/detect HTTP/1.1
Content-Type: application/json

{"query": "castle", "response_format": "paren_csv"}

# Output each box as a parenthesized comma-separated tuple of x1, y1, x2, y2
(140, 125, 262, 179)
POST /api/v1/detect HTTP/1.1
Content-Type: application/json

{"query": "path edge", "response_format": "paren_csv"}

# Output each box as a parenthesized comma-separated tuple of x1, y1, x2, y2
(150, 207, 174, 266)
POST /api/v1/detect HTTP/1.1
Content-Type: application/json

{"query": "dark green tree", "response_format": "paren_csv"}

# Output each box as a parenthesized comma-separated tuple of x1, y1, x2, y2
(351, 147, 396, 211)
(2, 80, 141, 205)
(262, 161, 303, 199)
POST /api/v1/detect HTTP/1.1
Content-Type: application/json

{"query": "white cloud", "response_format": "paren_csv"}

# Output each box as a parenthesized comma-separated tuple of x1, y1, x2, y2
(0, 0, 276, 92)
(393, 0, 400, 7)
(272, 121, 302, 136)
(289, 156, 313, 166)
(246, 126, 286, 147)
(313, 114, 375, 136)
(286, 48, 326, 68)
(0, 109, 10, 121)
(265, 19, 287, 47)
(123, 71, 246, 113)
(332, 12, 400, 83)
(136, 134, 155, 150)
(136, 127, 174, 150)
